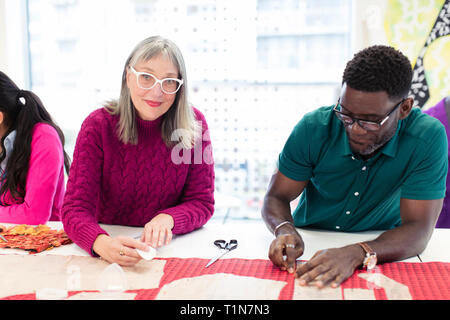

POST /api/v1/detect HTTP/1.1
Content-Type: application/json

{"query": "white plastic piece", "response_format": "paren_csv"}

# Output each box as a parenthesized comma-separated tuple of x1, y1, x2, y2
(97, 263, 128, 295)
(35, 288, 68, 300)
(136, 246, 157, 261)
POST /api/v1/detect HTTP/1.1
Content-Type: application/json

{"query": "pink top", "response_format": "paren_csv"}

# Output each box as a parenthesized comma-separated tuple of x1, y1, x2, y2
(61, 107, 215, 255)
(0, 123, 65, 224)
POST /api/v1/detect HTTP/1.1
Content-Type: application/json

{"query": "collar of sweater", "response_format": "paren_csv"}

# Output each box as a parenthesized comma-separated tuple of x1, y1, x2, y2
(136, 115, 163, 136)
(134, 115, 164, 142)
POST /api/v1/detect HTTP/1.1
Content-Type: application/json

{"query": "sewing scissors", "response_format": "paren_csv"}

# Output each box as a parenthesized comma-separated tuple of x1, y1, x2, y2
(205, 239, 238, 268)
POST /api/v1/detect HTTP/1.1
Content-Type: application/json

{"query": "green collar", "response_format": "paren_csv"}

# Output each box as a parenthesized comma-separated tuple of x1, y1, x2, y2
(339, 120, 402, 159)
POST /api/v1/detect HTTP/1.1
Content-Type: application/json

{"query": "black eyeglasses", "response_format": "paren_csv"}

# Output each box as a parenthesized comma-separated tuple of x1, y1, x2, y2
(333, 98, 404, 131)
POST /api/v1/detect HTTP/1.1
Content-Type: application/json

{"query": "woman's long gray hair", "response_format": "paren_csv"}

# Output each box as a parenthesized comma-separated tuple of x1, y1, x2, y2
(105, 36, 199, 149)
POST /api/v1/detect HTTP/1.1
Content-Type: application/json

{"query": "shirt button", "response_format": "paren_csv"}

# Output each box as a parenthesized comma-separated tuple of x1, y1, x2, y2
(362, 166, 367, 171)
(351, 156, 356, 160)
(354, 192, 359, 196)
(336, 226, 340, 229)
(346, 211, 351, 215)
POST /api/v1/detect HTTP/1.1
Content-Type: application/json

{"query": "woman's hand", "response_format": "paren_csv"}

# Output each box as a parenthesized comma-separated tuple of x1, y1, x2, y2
(92, 234, 149, 267)
(141, 213, 174, 248)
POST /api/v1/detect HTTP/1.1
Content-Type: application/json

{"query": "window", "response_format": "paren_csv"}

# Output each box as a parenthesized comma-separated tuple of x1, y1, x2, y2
(23, 0, 352, 221)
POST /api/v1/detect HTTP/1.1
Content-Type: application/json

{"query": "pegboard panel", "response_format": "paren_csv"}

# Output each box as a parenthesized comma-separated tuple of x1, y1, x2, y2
(190, 82, 339, 217)
(25, 0, 352, 220)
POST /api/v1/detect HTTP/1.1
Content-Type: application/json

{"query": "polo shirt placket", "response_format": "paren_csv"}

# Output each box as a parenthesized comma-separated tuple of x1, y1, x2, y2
(335, 155, 371, 231)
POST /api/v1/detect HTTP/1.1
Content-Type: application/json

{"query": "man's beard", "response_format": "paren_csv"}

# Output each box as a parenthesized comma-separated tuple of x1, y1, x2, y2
(354, 123, 398, 156)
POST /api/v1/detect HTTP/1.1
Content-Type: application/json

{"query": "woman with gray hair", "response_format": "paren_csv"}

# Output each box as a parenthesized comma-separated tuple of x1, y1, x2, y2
(62, 36, 215, 266)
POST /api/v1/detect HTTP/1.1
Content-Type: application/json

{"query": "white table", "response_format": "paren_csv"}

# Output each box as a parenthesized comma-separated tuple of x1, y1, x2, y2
(3, 220, 447, 263)
(417, 227, 450, 262)
(0, 220, 448, 301)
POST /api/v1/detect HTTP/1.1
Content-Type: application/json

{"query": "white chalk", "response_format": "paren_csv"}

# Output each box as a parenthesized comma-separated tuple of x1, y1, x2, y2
(136, 246, 157, 260)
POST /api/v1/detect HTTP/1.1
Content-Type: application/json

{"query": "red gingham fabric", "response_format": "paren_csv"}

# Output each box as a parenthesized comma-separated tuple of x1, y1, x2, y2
(3, 258, 449, 300)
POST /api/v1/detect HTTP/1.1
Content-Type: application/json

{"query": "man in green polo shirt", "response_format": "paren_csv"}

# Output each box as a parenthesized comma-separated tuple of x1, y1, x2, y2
(262, 45, 447, 288)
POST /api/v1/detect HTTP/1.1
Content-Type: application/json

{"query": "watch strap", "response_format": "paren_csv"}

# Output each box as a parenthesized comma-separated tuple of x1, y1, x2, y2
(358, 242, 374, 255)
(357, 242, 377, 270)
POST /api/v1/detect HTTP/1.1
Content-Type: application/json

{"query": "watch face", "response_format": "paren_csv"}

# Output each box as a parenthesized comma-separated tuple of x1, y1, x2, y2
(366, 255, 377, 270)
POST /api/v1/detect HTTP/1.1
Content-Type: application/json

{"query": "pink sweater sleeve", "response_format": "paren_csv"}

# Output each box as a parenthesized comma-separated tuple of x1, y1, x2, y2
(0, 124, 64, 224)
(61, 113, 108, 255)
(161, 109, 215, 234)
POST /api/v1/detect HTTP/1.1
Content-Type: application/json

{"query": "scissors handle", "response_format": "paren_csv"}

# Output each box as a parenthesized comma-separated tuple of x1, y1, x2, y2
(214, 239, 238, 251)
(214, 240, 226, 249)
(226, 239, 238, 251)
(205, 239, 238, 268)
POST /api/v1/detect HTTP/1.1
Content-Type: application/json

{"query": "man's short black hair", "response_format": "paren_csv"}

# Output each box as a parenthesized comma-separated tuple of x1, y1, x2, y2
(342, 45, 412, 101)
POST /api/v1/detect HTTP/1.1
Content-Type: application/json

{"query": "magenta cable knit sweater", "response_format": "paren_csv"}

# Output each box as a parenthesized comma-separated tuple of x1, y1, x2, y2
(61, 107, 215, 255)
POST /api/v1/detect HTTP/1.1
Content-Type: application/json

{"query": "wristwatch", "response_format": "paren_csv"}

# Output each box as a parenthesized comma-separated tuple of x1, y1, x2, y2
(357, 242, 377, 270)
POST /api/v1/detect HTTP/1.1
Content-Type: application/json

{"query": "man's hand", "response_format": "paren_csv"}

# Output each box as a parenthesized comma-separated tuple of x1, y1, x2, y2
(269, 229, 304, 274)
(262, 170, 309, 273)
(295, 244, 364, 288)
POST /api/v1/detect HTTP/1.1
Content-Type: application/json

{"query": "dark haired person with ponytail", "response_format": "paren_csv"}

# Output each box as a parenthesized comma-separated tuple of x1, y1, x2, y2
(0, 71, 71, 224)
